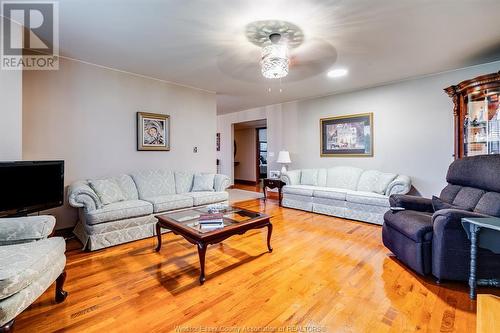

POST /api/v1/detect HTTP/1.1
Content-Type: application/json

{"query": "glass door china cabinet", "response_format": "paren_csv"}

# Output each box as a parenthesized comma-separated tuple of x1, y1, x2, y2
(445, 71, 500, 159)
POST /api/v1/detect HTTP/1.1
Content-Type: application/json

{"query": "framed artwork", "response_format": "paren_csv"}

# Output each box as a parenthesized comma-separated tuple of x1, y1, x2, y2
(269, 170, 280, 179)
(320, 113, 373, 157)
(137, 112, 170, 151)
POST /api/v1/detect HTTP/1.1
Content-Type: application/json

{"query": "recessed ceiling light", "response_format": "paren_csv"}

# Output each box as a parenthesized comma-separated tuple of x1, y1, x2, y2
(327, 68, 348, 78)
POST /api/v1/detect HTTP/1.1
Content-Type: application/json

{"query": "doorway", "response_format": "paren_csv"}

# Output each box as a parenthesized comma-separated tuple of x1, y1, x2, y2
(233, 119, 267, 190)
(257, 127, 267, 179)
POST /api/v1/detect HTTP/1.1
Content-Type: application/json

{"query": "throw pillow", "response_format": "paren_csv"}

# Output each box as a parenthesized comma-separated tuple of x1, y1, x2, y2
(300, 169, 319, 186)
(89, 179, 126, 205)
(432, 195, 471, 212)
(192, 173, 215, 192)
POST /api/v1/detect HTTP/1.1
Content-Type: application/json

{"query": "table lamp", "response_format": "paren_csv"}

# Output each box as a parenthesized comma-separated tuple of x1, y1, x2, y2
(276, 151, 291, 175)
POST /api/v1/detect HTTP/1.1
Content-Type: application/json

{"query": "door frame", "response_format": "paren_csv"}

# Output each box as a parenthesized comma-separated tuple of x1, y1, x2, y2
(256, 127, 267, 182)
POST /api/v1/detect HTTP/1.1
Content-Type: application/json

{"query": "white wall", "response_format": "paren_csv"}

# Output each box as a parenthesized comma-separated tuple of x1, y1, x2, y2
(0, 18, 22, 161)
(23, 58, 217, 228)
(0, 69, 22, 160)
(217, 61, 500, 197)
(234, 128, 256, 182)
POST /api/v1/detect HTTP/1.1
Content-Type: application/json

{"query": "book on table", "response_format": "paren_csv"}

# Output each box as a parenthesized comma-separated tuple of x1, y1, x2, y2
(199, 213, 224, 228)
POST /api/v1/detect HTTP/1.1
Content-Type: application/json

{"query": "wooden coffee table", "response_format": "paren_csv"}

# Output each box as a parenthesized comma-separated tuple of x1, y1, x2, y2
(155, 206, 272, 285)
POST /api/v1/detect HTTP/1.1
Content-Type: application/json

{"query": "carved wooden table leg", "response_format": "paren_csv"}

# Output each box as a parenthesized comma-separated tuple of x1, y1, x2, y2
(0, 319, 15, 333)
(197, 243, 207, 285)
(0, 319, 14, 333)
(155, 222, 162, 252)
(469, 224, 480, 300)
(267, 223, 273, 252)
(55, 271, 68, 303)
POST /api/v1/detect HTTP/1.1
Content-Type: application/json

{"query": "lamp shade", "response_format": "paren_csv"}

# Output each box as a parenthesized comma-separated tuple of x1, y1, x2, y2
(276, 151, 291, 164)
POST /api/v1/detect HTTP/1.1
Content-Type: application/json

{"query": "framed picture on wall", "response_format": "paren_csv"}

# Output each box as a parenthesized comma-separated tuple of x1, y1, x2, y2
(320, 113, 373, 157)
(137, 112, 170, 151)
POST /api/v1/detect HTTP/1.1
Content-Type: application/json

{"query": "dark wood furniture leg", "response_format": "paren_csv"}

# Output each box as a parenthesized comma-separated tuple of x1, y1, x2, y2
(263, 185, 267, 202)
(197, 243, 207, 285)
(267, 223, 273, 252)
(155, 222, 162, 252)
(0, 319, 14, 333)
(55, 271, 68, 303)
(278, 187, 282, 206)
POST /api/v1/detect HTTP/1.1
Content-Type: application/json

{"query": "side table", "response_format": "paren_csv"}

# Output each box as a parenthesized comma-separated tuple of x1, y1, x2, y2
(461, 217, 500, 299)
(263, 178, 285, 206)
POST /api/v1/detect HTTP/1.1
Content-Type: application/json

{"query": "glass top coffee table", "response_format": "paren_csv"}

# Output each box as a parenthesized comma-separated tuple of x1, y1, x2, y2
(155, 205, 272, 285)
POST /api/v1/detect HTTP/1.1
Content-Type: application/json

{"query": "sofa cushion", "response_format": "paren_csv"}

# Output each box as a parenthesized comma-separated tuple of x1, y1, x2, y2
(446, 154, 500, 193)
(0, 216, 55, 246)
(474, 192, 500, 217)
(439, 184, 462, 203)
(384, 210, 433, 242)
(131, 170, 176, 198)
(86, 200, 153, 225)
(357, 170, 397, 194)
(0, 237, 65, 300)
(452, 187, 485, 211)
(326, 167, 363, 190)
(144, 194, 193, 213)
(300, 169, 319, 186)
(183, 191, 228, 206)
(345, 190, 389, 207)
(192, 174, 215, 192)
(283, 185, 317, 197)
(317, 169, 328, 187)
(88, 179, 126, 205)
(312, 187, 348, 201)
(113, 174, 139, 200)
(432, 195, 471, 212)
(175, 172, 194, 193)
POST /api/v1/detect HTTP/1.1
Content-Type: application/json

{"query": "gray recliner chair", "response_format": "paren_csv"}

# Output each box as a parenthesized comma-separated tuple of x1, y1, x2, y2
(382, 154, 500, 282)
(0, 216, 68, 333)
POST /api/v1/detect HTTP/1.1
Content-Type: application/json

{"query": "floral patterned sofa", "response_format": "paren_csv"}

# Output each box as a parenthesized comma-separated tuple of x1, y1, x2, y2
(281, 167, 411, 224)
(68, 170, 230, 251)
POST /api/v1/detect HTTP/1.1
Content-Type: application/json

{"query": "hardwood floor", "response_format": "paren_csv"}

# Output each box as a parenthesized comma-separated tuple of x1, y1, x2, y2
(15, 199, 498, 332)
(233, 181, 263, 193)
(233, 180, 281, 201)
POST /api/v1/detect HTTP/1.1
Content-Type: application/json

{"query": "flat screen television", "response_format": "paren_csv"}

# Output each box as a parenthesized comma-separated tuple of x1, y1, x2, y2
(0, 160, 64, 217)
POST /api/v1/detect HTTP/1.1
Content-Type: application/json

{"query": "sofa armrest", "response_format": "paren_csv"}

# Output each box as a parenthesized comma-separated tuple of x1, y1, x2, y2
(0, 215, 56, 245)
(68, 181, 101, 211)
(281, 170, 301, 185)
(214, 174, 231, 192)
(431, 208, 493, 280)
(389, 194, 434, 212)
(386, 175, 411, 196)
(432, 209, 490, 231)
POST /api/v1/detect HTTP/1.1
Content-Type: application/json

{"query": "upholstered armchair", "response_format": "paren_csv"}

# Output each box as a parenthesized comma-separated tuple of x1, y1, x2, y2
(0, 216, 67, 332)
(383, 154, 500, 282)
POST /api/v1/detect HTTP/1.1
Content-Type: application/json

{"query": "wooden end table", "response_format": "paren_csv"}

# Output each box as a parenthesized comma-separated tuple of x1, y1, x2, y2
(263, 178, 285, 206)
(155, 206, 272, 285)
(461, 217, 500, 299)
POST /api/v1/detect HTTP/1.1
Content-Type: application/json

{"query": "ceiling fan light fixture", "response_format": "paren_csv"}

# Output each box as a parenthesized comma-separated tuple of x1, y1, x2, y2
(261, 43, 289, 79)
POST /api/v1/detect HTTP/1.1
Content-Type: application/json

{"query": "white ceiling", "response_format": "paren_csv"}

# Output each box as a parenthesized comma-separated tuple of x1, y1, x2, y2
(54, 0, 500, 114)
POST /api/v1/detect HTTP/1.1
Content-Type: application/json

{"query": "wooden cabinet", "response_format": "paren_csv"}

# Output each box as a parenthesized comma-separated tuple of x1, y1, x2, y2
(445, 71, 500, 159)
